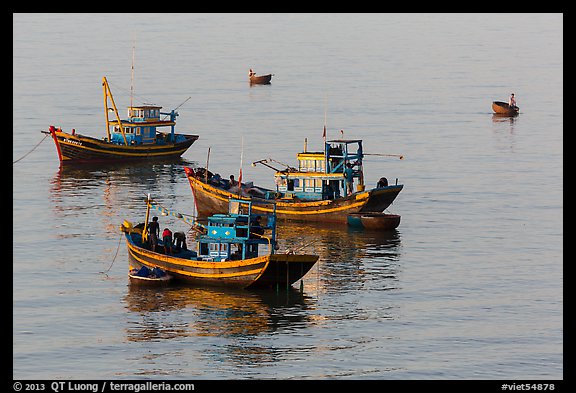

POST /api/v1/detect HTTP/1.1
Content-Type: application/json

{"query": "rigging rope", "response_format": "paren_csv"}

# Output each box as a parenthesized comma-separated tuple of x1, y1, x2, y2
(13, 133, 49, 164)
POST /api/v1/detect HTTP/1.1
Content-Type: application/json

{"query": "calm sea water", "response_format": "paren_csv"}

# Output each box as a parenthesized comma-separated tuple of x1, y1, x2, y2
(13, 13, 563, 380)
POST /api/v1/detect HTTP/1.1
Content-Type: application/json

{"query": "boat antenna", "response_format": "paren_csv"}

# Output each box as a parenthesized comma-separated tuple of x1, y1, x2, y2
(323, 94, 328, 173)
(238, 135, 244, 196)
(130, 39, 135, 109)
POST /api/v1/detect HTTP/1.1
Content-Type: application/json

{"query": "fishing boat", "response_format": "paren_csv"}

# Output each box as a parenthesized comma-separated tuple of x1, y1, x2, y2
(249, 73, 273, 85)
(42, 77, 199, 164)
(347, 212, 401, 230)
(492, 101, 519, 116)
(128, 266, 173, 286)
(184, 138, 403, 224)
(120, 195, 319, 289)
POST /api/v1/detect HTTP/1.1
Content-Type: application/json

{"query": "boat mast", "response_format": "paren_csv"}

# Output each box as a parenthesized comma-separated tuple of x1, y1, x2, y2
(102, 76, 128, 146)
(323, 95, 328, 174)
(130, 43, 135, 109)
(142, 194, 152, 243)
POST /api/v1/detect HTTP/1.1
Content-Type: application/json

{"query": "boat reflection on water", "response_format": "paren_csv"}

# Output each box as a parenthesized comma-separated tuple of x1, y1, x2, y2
(492, 114, 518, 124)
(50, 158, 193, 197)
(124, 284, 314, 342)
(275, 221, 403, 294)
(49, 158, 196, 235)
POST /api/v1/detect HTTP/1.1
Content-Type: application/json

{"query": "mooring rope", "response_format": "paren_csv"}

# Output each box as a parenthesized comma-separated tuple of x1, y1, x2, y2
(100, 233, 124, 277)
(13, 133, 50, 164)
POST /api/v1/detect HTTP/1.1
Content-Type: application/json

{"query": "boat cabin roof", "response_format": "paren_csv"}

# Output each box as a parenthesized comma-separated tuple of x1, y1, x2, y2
(128, 105, 162, 110)
(327, 139, 362, 144)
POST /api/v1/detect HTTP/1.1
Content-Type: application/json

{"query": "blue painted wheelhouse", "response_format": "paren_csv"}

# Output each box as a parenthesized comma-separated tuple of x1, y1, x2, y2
(108, 105, 184, 146)
(196, 198, 277, 262)
(267, 139, 367, 200)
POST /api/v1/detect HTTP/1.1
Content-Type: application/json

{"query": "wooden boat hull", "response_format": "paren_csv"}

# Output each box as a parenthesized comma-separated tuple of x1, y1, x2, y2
(347, 212, 401, 230)
(249, 74, 272, 84)
(492, 101, 519, 116)
(128, 269, 173, 286)
(184, 167, 403, 224)
(123, 231, 318, 289)
(45, 129, 198, 164)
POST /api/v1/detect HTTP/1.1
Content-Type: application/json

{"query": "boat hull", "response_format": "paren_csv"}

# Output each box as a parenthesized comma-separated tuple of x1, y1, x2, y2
(492, 101, 519, 116)
(46, 129, 198, 164)
(128, 270, 173, 287)
(249, 74, 272, 84)
(185, 167, 402, 224)
(124, 232, 318, 289)
(347, 212, 401, 230)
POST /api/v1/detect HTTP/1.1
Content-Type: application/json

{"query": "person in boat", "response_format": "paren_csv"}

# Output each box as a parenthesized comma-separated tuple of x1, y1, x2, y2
(249, 69, 255, 77)
(509, 93, 517, 109)
(377, 177, 388, 188)
(229, 174, 237, 188)
(231, 244, 243, 260)
(162, 228, 173, 255)
(323, 182, 335, 200)
(148, 216, 160, 252)
(344, 163, 355, 195)
(173, 231, 187, 252)
(250, 216, 265, 238)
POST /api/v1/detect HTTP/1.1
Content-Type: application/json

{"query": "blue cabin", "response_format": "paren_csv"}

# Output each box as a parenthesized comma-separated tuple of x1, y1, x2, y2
(108, 105, 181, 145)
(196, 199, 277, 262)
(273, 139, 365, 200)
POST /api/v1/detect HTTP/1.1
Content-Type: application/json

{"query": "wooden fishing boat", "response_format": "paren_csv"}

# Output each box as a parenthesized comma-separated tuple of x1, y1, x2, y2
(492, 101, 519, 116)
(184, 138, 403, 224)
(249, 74, 273, 84)
(41, 77, 199, 164)
(128, 266, 173, 286)
(347, 212, 401, 230)
(120, 195, 319, 289)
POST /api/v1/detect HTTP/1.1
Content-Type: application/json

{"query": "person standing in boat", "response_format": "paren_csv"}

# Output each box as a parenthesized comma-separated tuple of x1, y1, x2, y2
(162, 228, 173, 255)
(509, 93, 517, 109)
(344, 163, 355, 196)
(173, 231, 187, 252)
(148, 216, 160, 252)
(249, 69, 255, 78)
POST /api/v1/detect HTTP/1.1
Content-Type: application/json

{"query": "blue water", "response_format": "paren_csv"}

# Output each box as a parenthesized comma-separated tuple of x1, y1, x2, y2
(13, 13, 562, 380)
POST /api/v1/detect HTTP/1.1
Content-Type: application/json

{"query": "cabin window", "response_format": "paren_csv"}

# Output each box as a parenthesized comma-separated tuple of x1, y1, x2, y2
(135, 127, 141, 135)
(200, 243, 209, 255)
(304, 178, 322, 192)
(293, 178, 302, 192)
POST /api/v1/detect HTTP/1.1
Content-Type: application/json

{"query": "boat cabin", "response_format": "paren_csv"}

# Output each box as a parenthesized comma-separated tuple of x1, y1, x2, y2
(273, 139, 365, 200)
(196, 199, 277, 262)
(108, 105, 179, 145)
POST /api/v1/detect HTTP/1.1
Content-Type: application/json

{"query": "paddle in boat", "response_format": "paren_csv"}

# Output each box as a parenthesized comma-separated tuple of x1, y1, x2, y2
(184, 137, 403, 224)
(249, 68, 273, 85)
(492, 101, 519, 116)
(42, 77, 199, 164)
(120, 194, 319, 289)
